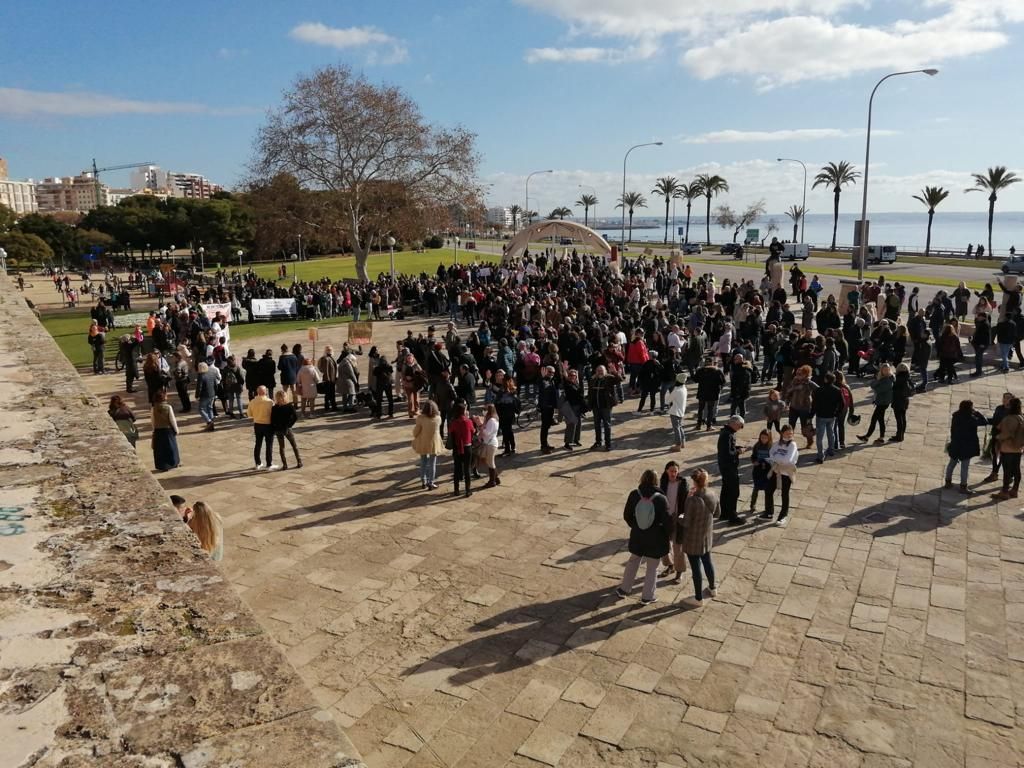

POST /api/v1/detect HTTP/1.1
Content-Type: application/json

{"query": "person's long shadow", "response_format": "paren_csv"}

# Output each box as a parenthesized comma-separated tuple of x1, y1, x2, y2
(828, 486, 996, 537)
(404, 586, 699, 688)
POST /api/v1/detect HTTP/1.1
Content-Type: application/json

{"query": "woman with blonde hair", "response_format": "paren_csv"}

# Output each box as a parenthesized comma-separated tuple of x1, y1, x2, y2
(296, 356, 322, 417)
(411, 400, 444, 490)
(271, 390, 302, 469)
(681, 468, 721, 606)
(187, 501, 224, 561)
(480, 403, 501, 488)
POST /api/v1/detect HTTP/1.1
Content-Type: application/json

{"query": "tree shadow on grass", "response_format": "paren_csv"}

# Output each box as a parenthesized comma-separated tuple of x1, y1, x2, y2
(404, 585, 699, 688)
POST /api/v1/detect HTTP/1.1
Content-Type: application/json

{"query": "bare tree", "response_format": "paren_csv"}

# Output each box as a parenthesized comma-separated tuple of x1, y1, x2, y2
(252, 64, 481, 281)
(760, 218, 779, 246)
(731, 200, 767, 243)
(714, 205, 737, 241)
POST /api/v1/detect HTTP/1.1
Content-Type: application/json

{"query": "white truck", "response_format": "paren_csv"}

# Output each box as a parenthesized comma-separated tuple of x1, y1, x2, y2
(781, 243, 809, 261)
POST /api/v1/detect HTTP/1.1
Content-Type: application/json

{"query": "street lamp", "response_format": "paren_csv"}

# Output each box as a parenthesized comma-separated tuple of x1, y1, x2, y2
(857, 68, 938, 280)
(387, 236, 397, 279)
(621, 142, 663, 251)
(297, 233, 303, 261)
(777, 158, 808, 244)
(454, 236, 460, 266)
(146, 243, 151, 259)
(525, 169, 553, 226)
(237, 249, 244, 270)
(198, 246, 204, 273)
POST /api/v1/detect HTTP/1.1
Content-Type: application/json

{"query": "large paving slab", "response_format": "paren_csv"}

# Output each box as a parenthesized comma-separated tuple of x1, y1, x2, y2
(67, 284, 1024, 767)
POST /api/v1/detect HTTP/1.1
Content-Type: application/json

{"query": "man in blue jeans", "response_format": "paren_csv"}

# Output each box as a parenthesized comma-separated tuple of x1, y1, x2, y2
(588, 365, 621, 451)
(813, 371, 843, 463)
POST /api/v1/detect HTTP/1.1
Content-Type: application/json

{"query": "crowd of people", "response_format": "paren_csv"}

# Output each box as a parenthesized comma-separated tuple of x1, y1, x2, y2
(93, 243, 1024, 601)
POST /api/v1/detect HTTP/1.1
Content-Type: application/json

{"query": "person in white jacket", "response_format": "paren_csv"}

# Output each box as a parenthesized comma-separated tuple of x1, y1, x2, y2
(480, 404, 501, 488)
(667, 373, 688, 451)
(764, 424, 799, 526)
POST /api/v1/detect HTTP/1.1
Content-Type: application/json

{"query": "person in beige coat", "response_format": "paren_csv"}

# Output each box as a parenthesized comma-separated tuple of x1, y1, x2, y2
(680, 468, 721, 606)
(412, 400, 444, 489)
(296, 357, 322, 417)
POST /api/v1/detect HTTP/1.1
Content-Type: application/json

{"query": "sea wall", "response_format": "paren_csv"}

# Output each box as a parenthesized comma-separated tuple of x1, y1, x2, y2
(0, 276, 365, 767)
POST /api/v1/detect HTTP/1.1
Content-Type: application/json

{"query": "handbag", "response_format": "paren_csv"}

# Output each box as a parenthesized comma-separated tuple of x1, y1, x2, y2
(316, 381, 330, 395)
(444, 432, 454, 451)
(846, 412, 861, 426)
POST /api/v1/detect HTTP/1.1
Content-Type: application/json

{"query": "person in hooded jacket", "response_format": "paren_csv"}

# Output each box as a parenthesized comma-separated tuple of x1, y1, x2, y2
(615, 468, 670, 605)
(890, 363, 915, 442)
(728, 354, 753, 418)
(693, 358, 726, 431)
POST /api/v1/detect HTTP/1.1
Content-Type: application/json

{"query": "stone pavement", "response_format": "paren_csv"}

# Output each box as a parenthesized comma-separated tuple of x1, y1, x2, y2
(0, 279, 363, 768)
(74, 314, 1024, 767)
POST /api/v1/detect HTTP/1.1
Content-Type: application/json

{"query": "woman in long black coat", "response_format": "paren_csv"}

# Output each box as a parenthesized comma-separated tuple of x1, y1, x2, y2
(615, 469, 670, 604)
(945, 399, 987, 493)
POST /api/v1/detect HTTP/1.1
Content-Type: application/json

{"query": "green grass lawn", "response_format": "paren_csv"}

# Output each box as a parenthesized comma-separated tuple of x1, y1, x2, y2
(43, 312, 354, 369)
(249, 247, 485, 283)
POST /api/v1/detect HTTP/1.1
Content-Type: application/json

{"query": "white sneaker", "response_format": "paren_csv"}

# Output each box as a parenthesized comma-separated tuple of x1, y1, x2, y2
(254, 463, 264, 470)
(776, 516, 789, 527)
(708, 588, 718, 598)
(265, 464, 279, 471)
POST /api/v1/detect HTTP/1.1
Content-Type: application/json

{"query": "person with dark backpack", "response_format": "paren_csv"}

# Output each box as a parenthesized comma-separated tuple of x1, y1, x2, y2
(616, 469, 670, 605)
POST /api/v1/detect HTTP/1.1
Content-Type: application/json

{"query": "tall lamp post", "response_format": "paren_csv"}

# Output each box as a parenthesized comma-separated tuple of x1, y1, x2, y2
(620, 142, 663, 251)
(776, 157, 808, 244)
(197, 246, 204, 273)
(237, 249, 243, 270)
(454, 236, 460, 266)
(525, 169, 552, 226)
(857, 68, 938, 280)
(387, 236, 397, 279)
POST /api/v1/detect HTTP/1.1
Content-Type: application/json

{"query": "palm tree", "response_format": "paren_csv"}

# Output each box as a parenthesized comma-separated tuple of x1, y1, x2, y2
(575, 194, 598, 228)
(784, 204, 805, 243)
(678, 181, 702, 244)
(548, 206, 571, 220)
(812, 161, 860, 251)
(694, 174, 729, 245)
(652, 176, 682, 244)
(508, 204, 522, 234)
(965, 166, 1021, 257)
(615, 191, 647, 243)
(911, 186, 950, 258)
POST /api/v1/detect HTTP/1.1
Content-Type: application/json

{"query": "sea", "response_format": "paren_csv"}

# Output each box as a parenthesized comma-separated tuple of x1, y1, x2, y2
(589, 211, 1024, 256)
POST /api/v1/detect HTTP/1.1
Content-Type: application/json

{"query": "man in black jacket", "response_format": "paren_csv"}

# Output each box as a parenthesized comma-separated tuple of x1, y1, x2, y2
(538, 366, 560, 454)
(693, 359, 726, 430)
(717, 416, 746, 525)
(813, 371, 843, 463)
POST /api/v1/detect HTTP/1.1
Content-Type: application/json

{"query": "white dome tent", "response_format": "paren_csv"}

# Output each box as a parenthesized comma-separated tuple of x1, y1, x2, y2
(502, 220, 614, 266)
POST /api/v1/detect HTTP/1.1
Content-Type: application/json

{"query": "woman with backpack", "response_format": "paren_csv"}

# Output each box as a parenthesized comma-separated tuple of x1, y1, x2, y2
(221, 355, 246, 418)
(680, 468, 721, 606)
(616, 468, 670, 605)
(784, 364, 817, 447)
(993, 397, 1024, 500)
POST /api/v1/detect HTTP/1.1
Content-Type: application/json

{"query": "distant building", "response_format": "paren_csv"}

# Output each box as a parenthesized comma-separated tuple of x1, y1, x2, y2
(0, 157, 38, 215)
(36, 174, 109, 212)
(167, 172, 222, 199)
(130, 165, 163, 192)
(486, 206, 520, 229)
(106, 188, 136, 206)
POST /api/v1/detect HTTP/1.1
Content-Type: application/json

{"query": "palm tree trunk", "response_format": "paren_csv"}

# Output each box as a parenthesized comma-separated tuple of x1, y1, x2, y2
(925, 210, 934, 258)
(792, 222, 798, 241)
(988, 194, 996, 257)
(685, 202, 692, 244)
(584, 207, 589, 228)
(705, 195, 712, 245)
(831, 188, 840, 251)
(664, 199, 670, 244)
(628, 211, 634, 243)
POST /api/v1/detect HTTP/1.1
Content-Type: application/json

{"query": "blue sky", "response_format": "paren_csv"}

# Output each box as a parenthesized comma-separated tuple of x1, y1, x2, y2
(2, 0, 1022, 218)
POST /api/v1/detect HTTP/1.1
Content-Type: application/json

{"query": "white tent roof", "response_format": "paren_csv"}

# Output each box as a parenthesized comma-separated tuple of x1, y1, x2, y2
(502, 220, 611, 263)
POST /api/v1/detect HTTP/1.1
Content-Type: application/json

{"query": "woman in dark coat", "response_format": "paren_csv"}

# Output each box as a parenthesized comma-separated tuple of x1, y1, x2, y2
(658, 461, 689, 581)
(946, 400, 987, 493)
(616, 469, 670, 604)
(890, 363, 914, 442)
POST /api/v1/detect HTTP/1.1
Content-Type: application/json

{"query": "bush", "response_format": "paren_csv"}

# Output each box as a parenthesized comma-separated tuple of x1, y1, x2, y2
(423, 235, 444, 249)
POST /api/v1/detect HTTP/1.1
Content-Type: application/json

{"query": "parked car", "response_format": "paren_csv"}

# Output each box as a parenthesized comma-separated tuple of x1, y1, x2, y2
(719, 243, 742, 255)
(681, 243, 702, 255)
(1002, 255, 1024, 274)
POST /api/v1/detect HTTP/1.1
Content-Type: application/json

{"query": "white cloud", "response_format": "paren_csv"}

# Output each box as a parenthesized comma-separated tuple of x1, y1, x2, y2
(681, 128, 899, 144)
(525, 40, 656, 64)
(519, 0, 1023, 87)
(681, 15, 999, 88)
(0, 87, 209, 117)
(289, 22, 408, 64)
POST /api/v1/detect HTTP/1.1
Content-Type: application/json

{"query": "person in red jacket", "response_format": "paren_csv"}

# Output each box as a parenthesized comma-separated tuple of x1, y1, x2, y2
(448, 401, 476, 498)
(625, 330, 651, 396)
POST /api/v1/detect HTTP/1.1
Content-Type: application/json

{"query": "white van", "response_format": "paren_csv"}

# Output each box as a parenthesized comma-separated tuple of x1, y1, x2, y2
(866, 245, 897, 264)
(782, 243, 809, 261)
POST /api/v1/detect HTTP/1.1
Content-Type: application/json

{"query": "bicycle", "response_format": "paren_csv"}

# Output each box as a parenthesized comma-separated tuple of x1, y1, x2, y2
(517, 402, 539, 429)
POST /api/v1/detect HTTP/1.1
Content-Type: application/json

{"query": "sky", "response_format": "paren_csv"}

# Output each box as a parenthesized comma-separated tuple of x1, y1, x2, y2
(1, 0, 1022, 220)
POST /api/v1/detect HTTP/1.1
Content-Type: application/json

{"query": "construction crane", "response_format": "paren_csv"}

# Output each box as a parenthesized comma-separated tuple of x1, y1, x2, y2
(90, 159, 155, 206)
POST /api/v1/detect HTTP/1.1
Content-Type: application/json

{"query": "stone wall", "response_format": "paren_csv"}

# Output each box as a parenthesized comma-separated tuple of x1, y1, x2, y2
(0, 277, 365, 767)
